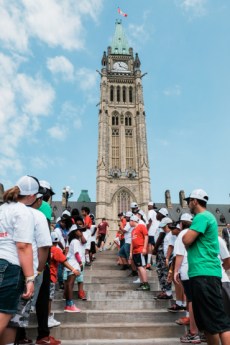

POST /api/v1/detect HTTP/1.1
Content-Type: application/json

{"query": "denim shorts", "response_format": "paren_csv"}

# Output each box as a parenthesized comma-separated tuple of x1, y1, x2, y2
(63, 266, 84, 284)
(119, 243, 130, 260)
(0, 259, 24, 314)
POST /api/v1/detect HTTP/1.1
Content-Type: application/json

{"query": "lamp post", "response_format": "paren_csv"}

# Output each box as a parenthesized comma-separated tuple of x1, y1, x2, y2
(62, 186, 74, 210)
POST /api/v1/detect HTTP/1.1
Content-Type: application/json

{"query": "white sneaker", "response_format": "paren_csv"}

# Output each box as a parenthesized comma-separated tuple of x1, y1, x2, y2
(133, 278, 141, 283)
(99, 248, 102, 252)
(48, 314, 61, 328)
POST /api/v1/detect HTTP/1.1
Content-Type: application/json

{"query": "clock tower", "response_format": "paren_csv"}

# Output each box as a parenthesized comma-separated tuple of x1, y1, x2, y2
(96, 20, 151, 230)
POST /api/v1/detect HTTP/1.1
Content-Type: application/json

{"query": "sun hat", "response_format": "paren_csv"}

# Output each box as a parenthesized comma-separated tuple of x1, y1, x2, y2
(130, 215, 139, 222)
(159, 217, 173, 228)
(180, 213, 193, 222)
(16, 175, 40, 196)
(156, 208, 168, 217)
(184, 189, 208, 203)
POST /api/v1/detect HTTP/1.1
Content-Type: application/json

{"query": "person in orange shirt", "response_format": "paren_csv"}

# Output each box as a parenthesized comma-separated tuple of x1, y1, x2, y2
(118, 212, 126, 248)
(129, 215, 150, 291)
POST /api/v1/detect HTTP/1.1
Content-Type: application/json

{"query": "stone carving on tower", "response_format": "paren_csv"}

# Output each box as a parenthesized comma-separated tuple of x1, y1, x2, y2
(96, 20, 151, 229)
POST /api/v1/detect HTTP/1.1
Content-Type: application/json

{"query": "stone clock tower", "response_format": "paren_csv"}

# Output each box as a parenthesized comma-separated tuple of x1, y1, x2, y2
(96, 20, 151, 230)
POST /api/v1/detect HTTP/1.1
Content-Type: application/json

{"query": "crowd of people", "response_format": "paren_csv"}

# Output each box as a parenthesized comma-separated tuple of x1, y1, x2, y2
(0, 176, 109, 345)
(114, 190, 230, 344)
(0, 176, 230, 345)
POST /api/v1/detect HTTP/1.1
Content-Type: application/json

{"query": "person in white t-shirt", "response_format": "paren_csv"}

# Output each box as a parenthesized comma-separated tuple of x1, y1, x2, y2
(0, 176, 39, 337)
(147, 202, 159, 269)
(89, 214, 97, 261)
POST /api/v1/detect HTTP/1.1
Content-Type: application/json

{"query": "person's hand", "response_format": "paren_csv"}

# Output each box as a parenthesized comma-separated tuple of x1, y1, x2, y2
(165, 258, 169, 267)
(167, 272, 172, 283)
(22, 281, 34, 299)
(142, 248, 147, 255)
(174, 271, 180, 284)
(72, 268, 80, 276)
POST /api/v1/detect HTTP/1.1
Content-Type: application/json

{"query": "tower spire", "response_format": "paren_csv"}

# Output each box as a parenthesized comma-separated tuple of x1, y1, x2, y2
(111, 19, 129, 55)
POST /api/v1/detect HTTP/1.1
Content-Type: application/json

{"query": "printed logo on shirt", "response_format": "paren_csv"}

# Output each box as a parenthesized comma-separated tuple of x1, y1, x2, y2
(0, 232, 8, 238)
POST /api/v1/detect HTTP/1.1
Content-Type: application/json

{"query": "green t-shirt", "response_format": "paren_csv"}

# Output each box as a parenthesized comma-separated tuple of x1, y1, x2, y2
(39, 201, 52, 221)
(187, 210, 221, 278)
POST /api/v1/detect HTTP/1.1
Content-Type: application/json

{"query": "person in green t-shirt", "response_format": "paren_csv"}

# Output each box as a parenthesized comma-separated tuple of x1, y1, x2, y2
(183, 189, 230, 345)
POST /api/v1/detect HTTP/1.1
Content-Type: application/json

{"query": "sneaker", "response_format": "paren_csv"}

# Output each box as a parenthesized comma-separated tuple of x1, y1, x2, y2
(78, 290, 87, 300)
(120, 265, 129, 270)
(133, 278, 141, 283)
(64, 304, 81, 312)
(141, 283, 150, 291)
(146, 264, 152, 270)
(167, 304, 185, 312)
(157, 293, 173, 299)
(48, 314, 61, 328)
(18, 339, 33, 345)
(99, 248, 102, 252)
(180, 332, 201, 344)
(35, 336, 61, 345)
(85, 262, 91, 266)
(175, 316, 190, 325)
(136, 283, 144, 290)
(199, 333, 207, 343)
(128, 271, 138, 277)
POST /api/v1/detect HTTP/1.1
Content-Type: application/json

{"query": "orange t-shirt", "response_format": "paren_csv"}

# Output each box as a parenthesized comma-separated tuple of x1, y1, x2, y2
(119, 218, 126, 240)
(50, 246, 67, 283)
(84, 215, 92, 229)
(131, 224, 148, 254)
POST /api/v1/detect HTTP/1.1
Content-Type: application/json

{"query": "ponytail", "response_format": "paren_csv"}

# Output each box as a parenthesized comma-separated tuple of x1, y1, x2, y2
(3, 186, 21, 203)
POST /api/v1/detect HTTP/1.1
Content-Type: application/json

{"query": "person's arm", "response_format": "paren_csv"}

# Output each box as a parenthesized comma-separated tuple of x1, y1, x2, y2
(223, 257, 230, 271)
(129, 242, 133, 262)
(147, 218, 152, 231)
(142, 235, 148, 255)
(165, 245, 174, 267)
(91, 226, 97, 237)
(16, 242, 34, 299)
(37, 247, 50, 272)
(63, 260, 80, 276)
(182, 229, 199, 246)
(173, 255, 184, 284)
(79, 232, 87, 244)
(152, 232, 165, 255)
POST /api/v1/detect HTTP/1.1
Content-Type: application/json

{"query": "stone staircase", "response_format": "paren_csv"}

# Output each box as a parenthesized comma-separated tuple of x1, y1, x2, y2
(28, 250, 185, 344)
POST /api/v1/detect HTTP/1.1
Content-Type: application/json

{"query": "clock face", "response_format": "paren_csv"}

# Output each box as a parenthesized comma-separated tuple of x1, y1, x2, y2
(113, 61, 128, 72)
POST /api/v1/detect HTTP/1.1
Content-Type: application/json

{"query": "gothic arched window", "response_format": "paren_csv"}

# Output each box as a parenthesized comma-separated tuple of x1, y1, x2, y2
(123, 86, 126, 102)
(117, 190, 131, 214)
(110, 86, 114, 102)
(125, 114, 132, 126)
(112, 128, 120, 168)
(125, 129, 134, 168)
(112, 113, 119, 126)
(117, 86, 121, 102)
(129, 87, 133, 103)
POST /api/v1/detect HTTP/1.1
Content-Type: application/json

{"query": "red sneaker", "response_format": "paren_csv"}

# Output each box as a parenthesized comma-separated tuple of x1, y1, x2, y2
(175, 316, 190, 325)
(35, 336, 61, 345)
(78, 290, 87, 300)
(64, 304, 81, 313)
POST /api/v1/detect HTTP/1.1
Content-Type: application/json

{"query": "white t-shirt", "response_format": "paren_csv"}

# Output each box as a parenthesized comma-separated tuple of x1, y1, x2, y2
(123, 222, 133, 244)
(0, 202, 34, 266)
(218, 237, 230, 283)
(54, 227, 66, 249)
(148, 209, 160, 237)
(174, 229, 189, 281)
(66, 238, 81, 271)
(154, 227, 164, 244)
(30, 208, 52, 274)
(90, 225, 97, 242)
(83, 229, 91, 251)
(163, 232, 173, 257)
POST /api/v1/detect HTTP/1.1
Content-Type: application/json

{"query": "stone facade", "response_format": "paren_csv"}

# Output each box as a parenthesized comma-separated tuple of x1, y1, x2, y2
(96, 20, 151, 230)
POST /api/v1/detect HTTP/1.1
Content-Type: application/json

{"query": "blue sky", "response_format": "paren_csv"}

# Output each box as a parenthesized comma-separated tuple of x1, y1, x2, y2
(0, 0, 230, 204)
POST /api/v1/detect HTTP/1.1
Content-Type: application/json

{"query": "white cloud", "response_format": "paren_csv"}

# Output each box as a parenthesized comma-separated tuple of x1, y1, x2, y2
(76, 68, 98, 91)
(47, 56, 74, 81)
(47, 125, 66, 140)
(163, 85, 181, 97)
(0, 0, 104, 52)
(177, 0, 207, 17)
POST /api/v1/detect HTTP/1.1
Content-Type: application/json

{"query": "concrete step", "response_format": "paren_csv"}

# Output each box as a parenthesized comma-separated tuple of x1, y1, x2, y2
(83, 277, 160, 285)
(72, 282, 164, 292)
(84, 269, 158, 277)
(51, 299, 177, 310)
(30, 309, 182, 324)
(57, 340, 181, 345)
(55, 290, 166, 301)
(28, 322, 183, 340)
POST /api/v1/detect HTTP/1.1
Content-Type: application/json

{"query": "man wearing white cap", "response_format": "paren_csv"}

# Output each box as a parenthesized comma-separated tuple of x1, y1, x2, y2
(183, 189, 230, 345)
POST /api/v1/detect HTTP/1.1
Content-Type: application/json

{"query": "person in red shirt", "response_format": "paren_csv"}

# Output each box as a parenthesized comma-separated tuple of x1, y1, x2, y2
(129, 215, 150, 291)
(96, 218, 109, 251)
(49, 232, 80, 325)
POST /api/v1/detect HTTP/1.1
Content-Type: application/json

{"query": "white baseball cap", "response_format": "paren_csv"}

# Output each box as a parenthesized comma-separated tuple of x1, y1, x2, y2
(130, 215, 139, 222)
(39, 180, 55, 195)
(157, 208, 168, 217)
(62, 210, 71, 217)
(16, 175, 40, 196)
(125, 211, 133, 218)
(159, 217, 172, 228)
(180, 213, 193, 222)
(130, 202, 138, 208)
(184, 189, 208, 203)
(51, 231, 59, 243)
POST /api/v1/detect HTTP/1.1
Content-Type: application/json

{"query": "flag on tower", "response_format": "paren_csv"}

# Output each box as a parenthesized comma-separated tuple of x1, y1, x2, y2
(118, 7, 128, 17)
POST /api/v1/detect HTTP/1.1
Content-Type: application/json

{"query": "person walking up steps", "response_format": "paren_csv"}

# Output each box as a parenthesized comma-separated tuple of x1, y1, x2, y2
(97, 218, 109, 252)
(129, 215, 150, 291)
